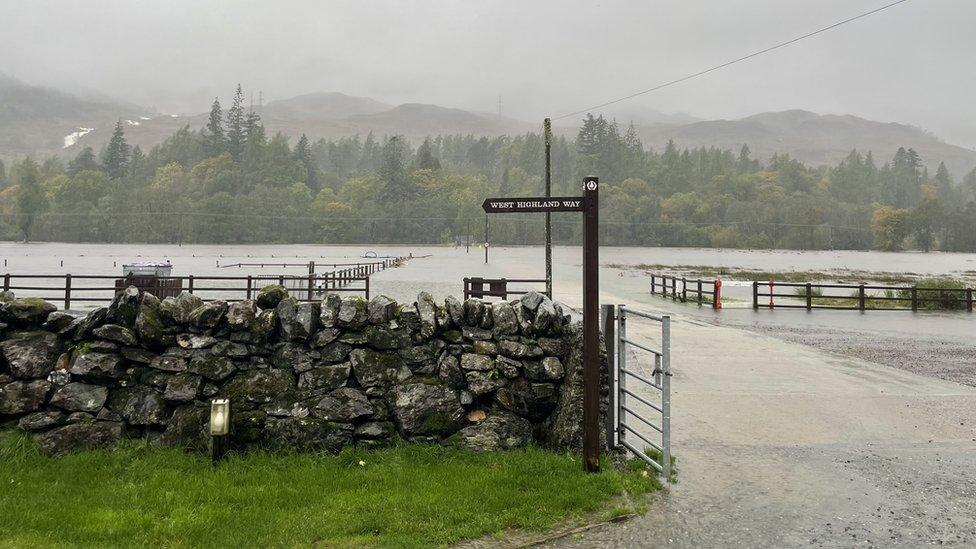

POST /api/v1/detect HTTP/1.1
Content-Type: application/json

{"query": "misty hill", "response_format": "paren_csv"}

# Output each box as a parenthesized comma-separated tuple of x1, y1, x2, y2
(632, 110, 976, 176)
(261, 92, 391, 120)
(0, 73, 147, 158)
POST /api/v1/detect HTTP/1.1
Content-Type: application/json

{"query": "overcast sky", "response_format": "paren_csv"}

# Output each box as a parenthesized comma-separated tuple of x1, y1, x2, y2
(4, 0, 974, 146)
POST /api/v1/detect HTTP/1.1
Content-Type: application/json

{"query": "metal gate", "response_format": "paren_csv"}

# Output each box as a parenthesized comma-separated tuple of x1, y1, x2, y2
(602, 304, 672, 477)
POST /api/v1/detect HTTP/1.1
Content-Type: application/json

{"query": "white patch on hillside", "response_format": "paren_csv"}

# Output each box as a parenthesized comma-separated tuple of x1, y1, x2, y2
(63, 127, 94, 148)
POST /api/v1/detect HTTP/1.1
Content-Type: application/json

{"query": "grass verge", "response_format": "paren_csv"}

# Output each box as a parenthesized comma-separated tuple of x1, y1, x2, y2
(0, 430, 659, 548)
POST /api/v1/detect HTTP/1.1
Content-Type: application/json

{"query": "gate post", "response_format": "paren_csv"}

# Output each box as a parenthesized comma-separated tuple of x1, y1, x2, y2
(601, 304, 616, 450)
(616, 305, 627, 451)
(661, 315, 672, 481)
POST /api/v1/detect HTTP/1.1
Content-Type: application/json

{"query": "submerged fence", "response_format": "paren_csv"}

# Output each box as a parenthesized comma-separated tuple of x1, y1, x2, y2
(752, 280, 975, 312)
(649, 274, 722, 309)
(462, 277, 550, 300)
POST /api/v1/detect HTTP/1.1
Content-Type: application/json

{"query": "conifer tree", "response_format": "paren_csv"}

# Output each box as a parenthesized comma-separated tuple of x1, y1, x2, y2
(204, 97, 225, 157)
(15, 157, 47, 242)
(103, 120, 130, 179)
(68, 147, 100, 176)
(294, 133, 319, 190)
(226, 84, 245, 161)
(414, 137, 441, 171)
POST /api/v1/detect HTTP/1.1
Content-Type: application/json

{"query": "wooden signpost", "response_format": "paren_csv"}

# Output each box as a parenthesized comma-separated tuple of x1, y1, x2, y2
(483, 176, 601, 472)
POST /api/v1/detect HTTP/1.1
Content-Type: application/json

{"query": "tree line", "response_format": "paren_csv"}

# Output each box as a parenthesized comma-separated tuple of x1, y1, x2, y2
(2, 85, 976, 251)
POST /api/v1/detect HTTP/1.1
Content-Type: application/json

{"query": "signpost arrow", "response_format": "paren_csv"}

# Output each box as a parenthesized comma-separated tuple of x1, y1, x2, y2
(482, 196, 584, 214)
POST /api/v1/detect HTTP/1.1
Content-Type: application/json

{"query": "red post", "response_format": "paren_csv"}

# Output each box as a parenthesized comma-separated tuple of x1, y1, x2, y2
(713, 278, 722, 309)
(768, 278, 774, 308)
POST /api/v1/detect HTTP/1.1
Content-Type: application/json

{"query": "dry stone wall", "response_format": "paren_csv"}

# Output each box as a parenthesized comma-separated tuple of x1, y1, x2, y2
(0, 286, 600, 456)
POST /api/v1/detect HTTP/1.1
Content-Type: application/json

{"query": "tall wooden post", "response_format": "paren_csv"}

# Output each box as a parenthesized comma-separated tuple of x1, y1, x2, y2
(544, 118, 553, 298)
(484, 215, 489, 264)
(582, 176, 600, 472)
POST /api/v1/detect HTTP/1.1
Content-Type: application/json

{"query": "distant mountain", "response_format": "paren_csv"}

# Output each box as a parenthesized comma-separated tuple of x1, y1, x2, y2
(632, 109, 976, 177)
(261, 92, 391, 120)
(0, 72, 148, 159)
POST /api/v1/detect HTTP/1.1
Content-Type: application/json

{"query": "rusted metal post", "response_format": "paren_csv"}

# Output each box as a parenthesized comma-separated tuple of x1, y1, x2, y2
(714, 278, 722, 310)
(582, 176, 600, 473)
(64, 274, 72, 310)
(768, 279, 774, 309)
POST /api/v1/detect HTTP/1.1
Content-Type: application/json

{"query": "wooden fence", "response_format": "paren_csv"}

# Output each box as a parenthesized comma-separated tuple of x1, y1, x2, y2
(462, 277, 549, 300)
(649, 274, 722, 309)
(753, 280, 974, 312)
(2, 272, 370, 310)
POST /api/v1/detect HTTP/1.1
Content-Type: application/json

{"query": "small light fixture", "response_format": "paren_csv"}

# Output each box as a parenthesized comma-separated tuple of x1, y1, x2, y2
(210, 399, 231, 463)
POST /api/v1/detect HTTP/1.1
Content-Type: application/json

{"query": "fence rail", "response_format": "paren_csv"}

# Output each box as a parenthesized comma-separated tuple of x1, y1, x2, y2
(462, 277, 550, 300)
(2, 272, 370, 310)
(752, 280, 975, 312)
(649, 274, 722, 309)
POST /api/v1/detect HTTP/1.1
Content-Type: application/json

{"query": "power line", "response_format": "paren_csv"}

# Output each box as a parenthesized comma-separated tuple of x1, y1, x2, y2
(551, 0, 911, 121)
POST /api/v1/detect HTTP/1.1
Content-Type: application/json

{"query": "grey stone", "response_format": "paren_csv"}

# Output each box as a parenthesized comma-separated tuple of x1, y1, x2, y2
(251, 309, 277, 342)
(337, 297, 368, 329)
(298, 363, 351, 394)
(313, 387, 374, 422)
(491, 301, 518, 336)
(311, 328, 340, 348)
(537, 337, 566, 357)
(365, 325, 411, 350)
(459, 390, 474, 406)
(460, 353, 493, 371)
(88, 340, 119, 353)
(355, 421, 394, 439)
(0, 298, 57, 327)
(349, 348, 411, 388)
(69, 351, 122, 378)
(188, 300, 228, 329)
(164, 374, 202, 402)
(42, 311, 76, 333)
(479, 306, 494, 330)
(255, 285, 288, 309)
(271, 343, 319, 373)
(226, 300, 257, 330)
(437, 354, 465, 389)
(390, 382, 463, 437)
(49, 382, 108, 412)
(18, 410, 65, 431)
(118, 386, 169, 425)
(159, 405, 209, 451)
(277, 298, 319, 342)
(210, 340, 248, 358)
(35, 421, 123, 456)
(1, 330, 61, 378)
(318, 341, 352, 363)
(368, 295, 398, 324)
(444, 295, 464, 327)
(498, 339, 544, 359)
(462, 299, 484, 326)
(496, 356, 522, 378)
(416, 292, 437, 339)
(222, 368, 296, 405)
(166, 292, 204, 325)
(461, 325, 492, 341)
(106, 286, 141, 327)
(465, 370, 505, 396)
(122, 346, 156, 364)
(472, 340, 497, 355)
(262, 417, 353, 453)
(72, 307, 107, 340)
(453, 411, 533, 452)
(520, 291, 545, 312)
(511, 300, 534, 337)
(0, 379, 51, 414)
(151, 354, 188, 373)
(187, 354, 235, 381)
(135, 293, 166, 348)
(93, 324, 138, 346)
(176, 333, 218, 349)
(319, 293, 342, 328)
(533, 295, 557, 333)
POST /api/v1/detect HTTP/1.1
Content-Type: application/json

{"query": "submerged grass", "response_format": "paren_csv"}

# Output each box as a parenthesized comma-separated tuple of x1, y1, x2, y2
(0, 430, 659, 548)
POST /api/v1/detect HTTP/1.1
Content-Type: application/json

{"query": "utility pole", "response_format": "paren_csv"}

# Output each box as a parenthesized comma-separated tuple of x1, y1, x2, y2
(544, 118, 553, 298)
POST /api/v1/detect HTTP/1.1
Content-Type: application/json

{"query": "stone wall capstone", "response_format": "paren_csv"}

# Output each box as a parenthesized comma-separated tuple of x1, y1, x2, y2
(0, 287, 603, 456)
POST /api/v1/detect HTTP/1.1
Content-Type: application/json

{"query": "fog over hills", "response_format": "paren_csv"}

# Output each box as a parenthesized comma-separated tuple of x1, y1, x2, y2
(2, 73, 974, 177)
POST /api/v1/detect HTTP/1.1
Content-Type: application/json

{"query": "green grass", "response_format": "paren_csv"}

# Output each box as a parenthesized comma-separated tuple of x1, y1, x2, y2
(0, 431, 659, 548)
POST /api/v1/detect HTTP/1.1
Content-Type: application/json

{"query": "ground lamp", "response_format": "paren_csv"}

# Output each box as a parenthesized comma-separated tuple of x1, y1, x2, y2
(210, 398, 230, 463)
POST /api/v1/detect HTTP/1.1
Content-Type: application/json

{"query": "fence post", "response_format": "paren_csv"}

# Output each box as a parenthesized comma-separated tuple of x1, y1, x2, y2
(661, 315, 671, 481)
(365, 275, 370, 300)
(65, 274, 72, 310)
(188, 275, 194, 294)
(681, 277, 687, 303)
(671, 277, 677, 301)
(967, 288, 973, 313)
(806, 282, 812, 310)
(3, 273, 8, 292)
(859, 284, 866, 311)
(697, 279, 703, 306)
(601, 304, 616, 450)
(246, 276, 253, 300)
(713, 278, 722, 310)
(911, 286, 918, 312)
(463, 278, 470, 299)
(650, 274, 655, 295)
(752, 281, 758, 309)
(307, 273, 314, 302)
(616, 305, 626, 450)
(768, 279, 774, 309)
